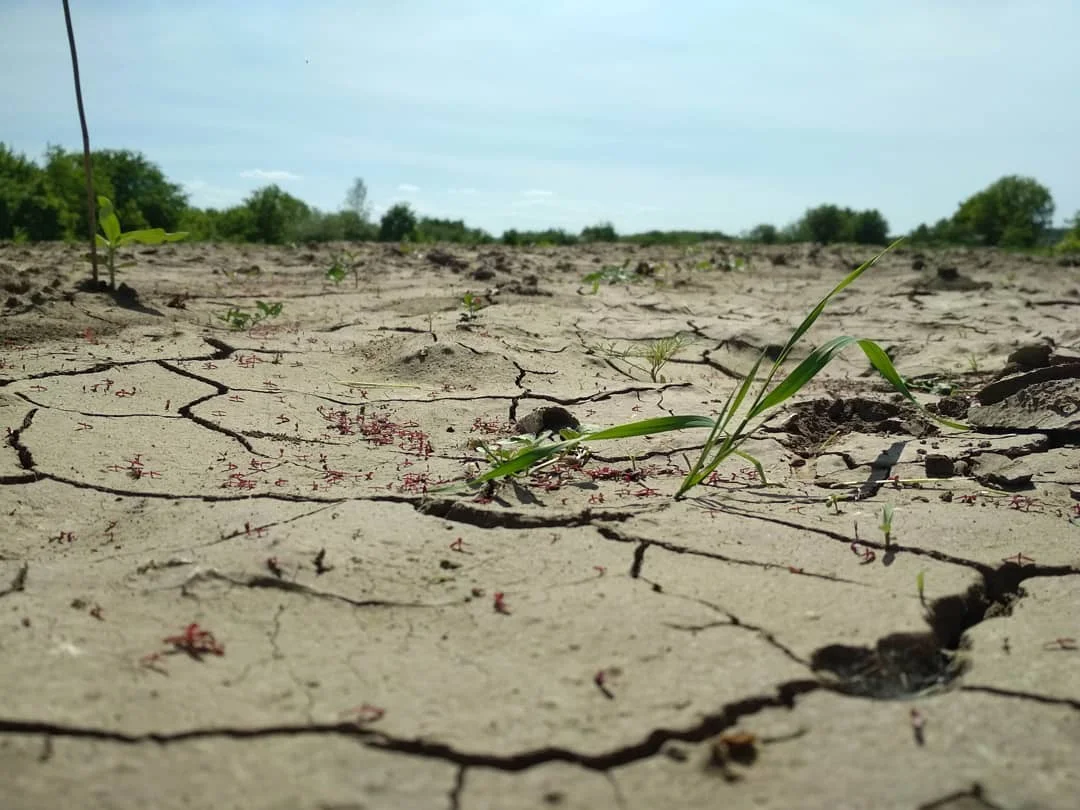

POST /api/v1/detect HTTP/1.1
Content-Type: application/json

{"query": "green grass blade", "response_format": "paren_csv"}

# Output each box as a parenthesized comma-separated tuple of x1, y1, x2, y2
(770, 240, 900, 368)
(584, 415, 715, 441)
(733, 449, 767, 485)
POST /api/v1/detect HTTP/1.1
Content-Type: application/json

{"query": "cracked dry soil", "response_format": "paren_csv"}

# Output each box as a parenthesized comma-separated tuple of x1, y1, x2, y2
(2, 240, 1079, 810)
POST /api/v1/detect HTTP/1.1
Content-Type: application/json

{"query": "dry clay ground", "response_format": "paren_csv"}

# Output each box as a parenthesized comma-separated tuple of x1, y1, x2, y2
(1, 239, 1079, 810)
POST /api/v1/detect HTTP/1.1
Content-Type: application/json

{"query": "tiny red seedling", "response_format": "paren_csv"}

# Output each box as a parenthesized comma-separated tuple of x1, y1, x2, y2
(493, 591, 510, 614)
(163, 623, 225, 659)
(850, 542, 875, 564)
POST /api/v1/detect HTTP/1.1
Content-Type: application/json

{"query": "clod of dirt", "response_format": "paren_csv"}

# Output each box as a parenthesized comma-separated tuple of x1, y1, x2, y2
(1006, 340, 1054, 370)
(924, 453, 955, 478)
(909, 266, 991, 293)
(927, 395, 971, 420)
(425, 249, 468, 271)
(514, 406, 580, 435)
(969, 370, 1080, 432)
(471, 267, 496, 281)
(773, 396, 937, 455)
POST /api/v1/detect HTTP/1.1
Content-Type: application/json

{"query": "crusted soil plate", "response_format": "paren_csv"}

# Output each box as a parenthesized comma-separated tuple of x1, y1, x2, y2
(1, 240, 1079, 810)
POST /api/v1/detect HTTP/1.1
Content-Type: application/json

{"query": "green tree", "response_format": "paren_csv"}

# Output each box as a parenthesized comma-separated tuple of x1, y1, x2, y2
(953, 175, 1054, 248)
(92, 149, 187, 231)
(243, 185, 311, 243)
(744, 223, 779, 244)
(1055, 211, 1080, 254)
(849, 209, 889, 245)
(379, 202, 418, 241)
(800, 204, 848, 244)
(580, 221, 617, 242)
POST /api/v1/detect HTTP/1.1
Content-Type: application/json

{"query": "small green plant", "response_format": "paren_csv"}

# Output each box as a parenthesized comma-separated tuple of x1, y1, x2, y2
(880, 504, 895, 546)
(441, 240, 967, 499)
(326, 250, 360, 287)
(460, 291, 482, 322)
(95, 196, 188, 289)
(589, 334, 694, 382)
(217, 300, 284, 331)
(581, 262, 639, 294)
(916, 570, 926, 605)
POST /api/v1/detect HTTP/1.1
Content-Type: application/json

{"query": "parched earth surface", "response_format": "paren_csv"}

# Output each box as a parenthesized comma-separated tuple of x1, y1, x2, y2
(1, 240, 1079, 810)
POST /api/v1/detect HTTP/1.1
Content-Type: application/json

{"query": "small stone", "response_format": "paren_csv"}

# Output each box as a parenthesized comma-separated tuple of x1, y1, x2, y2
(924, 454, 955, 478)
(514, 407, 580, 435)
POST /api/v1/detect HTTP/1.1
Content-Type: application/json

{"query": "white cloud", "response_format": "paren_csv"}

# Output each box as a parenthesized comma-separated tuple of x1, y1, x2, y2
(184, 179, 242, 208)
(240, 168, 301, 181)
(523, 189, 554, 197)
(397, 183, 420, 192)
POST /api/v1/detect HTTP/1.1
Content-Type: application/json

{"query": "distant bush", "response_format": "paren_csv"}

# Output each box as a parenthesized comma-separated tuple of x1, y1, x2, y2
(910, 175, 1055, 249)
(501, 228, 577, 246)
(1055, 211, 1080, 254)
(379, 203, 418, 242)
(794, 204, 889, 245)
(415, 216, 493, 244)
(743, 223, 779, 244)
(622, 230, 730, 246)
(953, 175, 1054, 248)
(580, 221, 618, 242)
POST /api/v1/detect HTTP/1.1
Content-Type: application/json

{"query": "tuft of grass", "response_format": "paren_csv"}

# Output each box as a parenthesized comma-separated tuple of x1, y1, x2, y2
(442, 240, 967, 500)
(588, 333, 694, 382)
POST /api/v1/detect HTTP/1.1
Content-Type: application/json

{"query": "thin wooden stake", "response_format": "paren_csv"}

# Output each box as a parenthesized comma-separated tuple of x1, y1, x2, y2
(62, 0, 98, 284)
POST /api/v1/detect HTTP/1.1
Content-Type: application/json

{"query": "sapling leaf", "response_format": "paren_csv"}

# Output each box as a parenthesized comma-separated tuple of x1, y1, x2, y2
(97, 196, 121, 244)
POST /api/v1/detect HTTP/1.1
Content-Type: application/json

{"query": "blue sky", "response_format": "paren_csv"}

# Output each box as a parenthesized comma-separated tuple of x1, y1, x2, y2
(2, 0, 1078, 235)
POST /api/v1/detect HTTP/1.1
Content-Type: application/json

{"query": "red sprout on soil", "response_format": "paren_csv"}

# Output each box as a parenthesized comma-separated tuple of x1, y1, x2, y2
(163, 623, 225, 659)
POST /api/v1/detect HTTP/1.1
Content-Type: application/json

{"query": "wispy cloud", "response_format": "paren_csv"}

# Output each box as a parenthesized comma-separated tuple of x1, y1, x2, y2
(240, 169, 301, 181)
(184, 179, 242, 208)
(522, 189, 554, 197)
(397, 183, 420, 192)
(449, 187, 477, 195)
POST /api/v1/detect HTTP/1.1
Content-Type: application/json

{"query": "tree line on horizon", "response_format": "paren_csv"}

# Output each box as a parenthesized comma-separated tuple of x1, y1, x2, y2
(1, 143, 1077, 254)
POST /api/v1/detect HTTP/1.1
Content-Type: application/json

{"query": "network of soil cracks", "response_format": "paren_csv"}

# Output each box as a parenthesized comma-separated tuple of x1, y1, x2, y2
(2, 240, 1079, 809)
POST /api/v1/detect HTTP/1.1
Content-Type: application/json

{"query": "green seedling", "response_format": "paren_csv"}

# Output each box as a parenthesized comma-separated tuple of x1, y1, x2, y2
(916, 570, 926, 605)
(217, 300, 284, 331)
(94, 196, 188, 289)
(460, 291, 482, 321)
(326, 250, 360, 287)
(880, 504, 895, 546)
(589, 334, 694, 383)
(439, 240, 968, 500)
(581, 262, 639, 294)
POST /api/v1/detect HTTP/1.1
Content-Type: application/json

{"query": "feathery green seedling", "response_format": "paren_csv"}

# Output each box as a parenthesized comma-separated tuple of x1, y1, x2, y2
(94, 196, 188, 289)
(916, 570, 926, 606)
(589, 334, 694, 382)
(442, 241, 967, 499)
(880, 504, 895, 546)
(217, 300, 284, 331)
